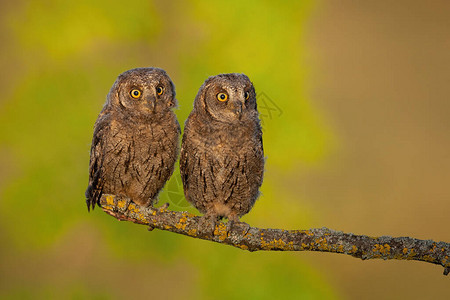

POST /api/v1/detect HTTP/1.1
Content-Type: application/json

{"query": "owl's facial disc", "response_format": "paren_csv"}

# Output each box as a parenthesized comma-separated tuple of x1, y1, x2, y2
(196, 73, 255, 123)
(207, 88, 245, 122)
(112, 68, 177, 116)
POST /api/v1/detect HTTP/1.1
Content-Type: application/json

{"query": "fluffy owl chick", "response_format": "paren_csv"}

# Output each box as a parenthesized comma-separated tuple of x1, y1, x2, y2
(180, 73, 264, 231)
(86, 67, 180, 211)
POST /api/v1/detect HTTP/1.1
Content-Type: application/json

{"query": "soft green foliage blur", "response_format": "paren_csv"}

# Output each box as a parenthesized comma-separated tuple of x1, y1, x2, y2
(0, 0, 336, 298)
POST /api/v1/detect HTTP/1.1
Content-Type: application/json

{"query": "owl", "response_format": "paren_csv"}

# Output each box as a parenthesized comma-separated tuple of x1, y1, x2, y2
(85, 67, 180, 211)
(180, 73, 264, 231)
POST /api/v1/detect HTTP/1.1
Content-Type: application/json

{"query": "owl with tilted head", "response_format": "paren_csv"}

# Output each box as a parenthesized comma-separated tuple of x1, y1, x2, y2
(180, 73, 264, 231)
(86, 67, 180, 211)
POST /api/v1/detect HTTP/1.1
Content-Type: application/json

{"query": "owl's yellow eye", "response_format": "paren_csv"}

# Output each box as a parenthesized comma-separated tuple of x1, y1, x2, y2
(244, 91, 250, 100)
(217, 92, 228, 102)
(130, 89, 141, 98)
(156, 86, 164, 96)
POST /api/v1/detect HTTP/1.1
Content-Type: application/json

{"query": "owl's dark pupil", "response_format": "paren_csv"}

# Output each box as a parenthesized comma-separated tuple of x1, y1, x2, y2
(133, 91, 139, 96)
(220, 94, 225, 99)
(157, 88, 162, 93)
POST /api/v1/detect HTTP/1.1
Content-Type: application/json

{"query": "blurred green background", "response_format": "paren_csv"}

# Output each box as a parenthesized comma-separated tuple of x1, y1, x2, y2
(0, 0, 449, 299)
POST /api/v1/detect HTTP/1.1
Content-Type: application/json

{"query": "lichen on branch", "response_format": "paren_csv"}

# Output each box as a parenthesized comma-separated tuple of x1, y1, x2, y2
(99, 194, 450, 276)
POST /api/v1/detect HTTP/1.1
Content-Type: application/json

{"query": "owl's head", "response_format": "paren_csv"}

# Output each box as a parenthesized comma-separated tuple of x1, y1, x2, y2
(194, 73, 258, 123)
(107, 67, 177, 116)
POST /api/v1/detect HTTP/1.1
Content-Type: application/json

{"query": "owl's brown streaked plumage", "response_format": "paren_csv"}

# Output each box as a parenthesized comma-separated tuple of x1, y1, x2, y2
(86, 67, 180, 211)
(180, 73, 264, 227)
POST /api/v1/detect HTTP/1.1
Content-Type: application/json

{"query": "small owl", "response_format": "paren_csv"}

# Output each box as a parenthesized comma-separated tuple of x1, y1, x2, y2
(86, 67, 180, 211)
(180, 73, 264, 229)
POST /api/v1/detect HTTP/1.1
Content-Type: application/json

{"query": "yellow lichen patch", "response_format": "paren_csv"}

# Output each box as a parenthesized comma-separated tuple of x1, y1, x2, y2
(423, 255, 436, 263)
(187, 228, 197, 236)
(175, 223, 187, 230)
(123, 203, 146, 222)
(403, 247, 408, 255)
(239, 244, 249, 250)
(136, 213, 147, 223)
(127, 203, 140, 213)
(314, 237, 330, 251)
(101, 196, 147, 223)
(164, 225, 173, 230)
(214, 223, 228, 241)
(259, 238, 270, 250)
(261, 238, 295, 250)
(393, 253, 404, 260)
(175, 216, 188, 230)
(407, 249, 417, 259)
(288, 241, 294, 249)
(337, 245, 344, 252)
(372, 244, 391, 255)
(304, 231, 314, 237)
(181, 212, 196, 219)
(117, 199, 127, 209)
(159, 207, 167, 213)
(105, 195, 115, 207)
(351, 245, 358, 253)
(372, 244, 382, 258)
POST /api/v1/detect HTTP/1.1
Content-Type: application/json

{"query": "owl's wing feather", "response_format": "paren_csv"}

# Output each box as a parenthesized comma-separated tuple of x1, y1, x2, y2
(85, 112, 111, 211)
(180, 125, 207, 209)
(179, 135, 189, 193)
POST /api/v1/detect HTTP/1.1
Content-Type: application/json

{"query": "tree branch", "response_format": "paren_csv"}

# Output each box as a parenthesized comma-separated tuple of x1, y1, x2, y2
(99, 194, 450, 276)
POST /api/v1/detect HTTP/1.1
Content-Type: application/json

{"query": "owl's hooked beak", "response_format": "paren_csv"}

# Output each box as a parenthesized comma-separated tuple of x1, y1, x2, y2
(147, 97, 156, 111)
(231, 101, 243, 119)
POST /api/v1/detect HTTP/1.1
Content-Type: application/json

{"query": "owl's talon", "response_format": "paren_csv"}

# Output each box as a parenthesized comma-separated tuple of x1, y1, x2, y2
(226, 220, 250, 236)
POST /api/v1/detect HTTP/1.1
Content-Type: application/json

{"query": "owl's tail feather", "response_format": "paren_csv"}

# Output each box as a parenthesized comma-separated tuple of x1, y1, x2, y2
(85, 184, 101, 212)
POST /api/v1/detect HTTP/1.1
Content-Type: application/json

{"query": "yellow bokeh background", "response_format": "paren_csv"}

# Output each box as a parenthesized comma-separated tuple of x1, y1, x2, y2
(0, 1, 449, 299)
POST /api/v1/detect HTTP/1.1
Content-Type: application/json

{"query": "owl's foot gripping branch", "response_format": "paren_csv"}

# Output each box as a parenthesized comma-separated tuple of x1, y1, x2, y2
(99, 194, 450, 276)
